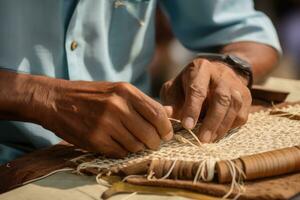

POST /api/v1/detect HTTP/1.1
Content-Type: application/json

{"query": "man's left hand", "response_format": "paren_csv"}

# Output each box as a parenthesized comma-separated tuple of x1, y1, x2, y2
(160, 58, 252, 143)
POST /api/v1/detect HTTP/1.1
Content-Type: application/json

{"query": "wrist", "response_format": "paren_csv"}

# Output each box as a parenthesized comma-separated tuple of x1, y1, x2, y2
(24, 75, 59, 124)
(235, 71, 250, 86)
(0, 70, 57, 124)
(196, 53, 253, 88)
(212, 61, 250, 86)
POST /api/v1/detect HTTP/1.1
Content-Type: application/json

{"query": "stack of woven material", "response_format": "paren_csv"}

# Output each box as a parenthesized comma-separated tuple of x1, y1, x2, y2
(0, 102, 299, 200)
(71, 103, 300, 199)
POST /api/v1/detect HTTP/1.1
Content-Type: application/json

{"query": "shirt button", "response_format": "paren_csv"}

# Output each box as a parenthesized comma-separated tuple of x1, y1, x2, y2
(70, 41, 78, 51)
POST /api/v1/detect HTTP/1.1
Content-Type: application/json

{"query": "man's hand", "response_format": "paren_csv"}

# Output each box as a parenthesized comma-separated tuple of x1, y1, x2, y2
(38, 80, 173, 158)
(160, 58, 252, 143)
(0, 70, 173, 158)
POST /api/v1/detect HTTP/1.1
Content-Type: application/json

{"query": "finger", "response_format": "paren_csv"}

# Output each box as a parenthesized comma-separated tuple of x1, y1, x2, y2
(111, 124, 145, 153)
(122, 107, 162, 150)
(232, 103, 251, 128)
(232, 109, 248, 128)
(197, 84, 231, 143)
(160, 80, 184, 120)
(131, 92, 173, 141)
(89, 135, 128, 158)
(212, 90, 243, 142)
(232, 90, 252, 128)
(164, 105, 174, 118)
(160, 80, 173, 104)
(115, 82, 172, 141)
(181, 60, 211, 130)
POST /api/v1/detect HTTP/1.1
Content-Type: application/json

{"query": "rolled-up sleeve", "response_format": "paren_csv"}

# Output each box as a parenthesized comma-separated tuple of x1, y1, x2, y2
(159, 0, 281, 53)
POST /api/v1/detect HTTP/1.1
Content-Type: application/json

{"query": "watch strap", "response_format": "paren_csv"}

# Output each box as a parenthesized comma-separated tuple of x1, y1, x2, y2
(196, 53, 253, 88)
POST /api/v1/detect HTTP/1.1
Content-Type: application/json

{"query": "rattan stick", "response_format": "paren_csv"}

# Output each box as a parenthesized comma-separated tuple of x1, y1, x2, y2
(270, 110, 300, 120)
(217, 146, 300, 183)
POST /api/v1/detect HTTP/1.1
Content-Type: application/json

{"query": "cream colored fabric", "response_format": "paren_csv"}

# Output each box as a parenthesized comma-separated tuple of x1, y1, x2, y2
(0, 172, 189, 200)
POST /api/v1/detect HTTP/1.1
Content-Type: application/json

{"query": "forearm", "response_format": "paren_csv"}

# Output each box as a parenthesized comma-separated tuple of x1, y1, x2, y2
(0, 70, 51, 123)
(219, 42, 280, 82)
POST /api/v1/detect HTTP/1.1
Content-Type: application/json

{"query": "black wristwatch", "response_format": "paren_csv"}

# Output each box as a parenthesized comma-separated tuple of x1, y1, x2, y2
(197, 53, 253, 88)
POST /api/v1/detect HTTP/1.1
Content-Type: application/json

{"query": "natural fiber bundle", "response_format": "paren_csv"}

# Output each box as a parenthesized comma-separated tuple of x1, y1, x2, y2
(71, 104, 300, 198)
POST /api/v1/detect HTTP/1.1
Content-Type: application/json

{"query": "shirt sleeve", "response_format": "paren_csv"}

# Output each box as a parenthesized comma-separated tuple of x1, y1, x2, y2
(159, 0, 282, 53)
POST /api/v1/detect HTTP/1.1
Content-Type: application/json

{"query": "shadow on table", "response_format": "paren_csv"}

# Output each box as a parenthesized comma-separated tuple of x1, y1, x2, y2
(32, 171, 99, 190)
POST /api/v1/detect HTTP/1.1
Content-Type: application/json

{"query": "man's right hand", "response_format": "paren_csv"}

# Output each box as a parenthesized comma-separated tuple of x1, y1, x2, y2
(36, 79, 173, 158)
(0, 70, 173, 158)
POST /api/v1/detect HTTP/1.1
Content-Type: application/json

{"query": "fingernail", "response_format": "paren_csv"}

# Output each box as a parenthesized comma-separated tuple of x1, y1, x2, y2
(202, 130, 212, 143)
(163, 131, 173, 141)
(183, 117, 194, 130)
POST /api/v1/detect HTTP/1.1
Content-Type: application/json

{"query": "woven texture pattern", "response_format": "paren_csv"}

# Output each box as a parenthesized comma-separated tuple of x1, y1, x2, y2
(73, 104, 300, 179)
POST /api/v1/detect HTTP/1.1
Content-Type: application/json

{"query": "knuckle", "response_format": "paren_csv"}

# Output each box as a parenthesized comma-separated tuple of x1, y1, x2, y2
(86, 134, 106, 152)
(231, 91, 243, 109)
(88, 132, 101, 144)
(188, 84, 207, 99)
(146, 103, 168, 125)
(115, 82, 133, 96)
(233, 95, 243, 106)
(215, 90, 231, 107)
(118, 82, 131, 89)
(236, 113, 248, 125)
(162, 81, 172, 91)
(153, 105, 165, 121)
(183, 63, 201, 77)
(194, 58, 210, 67)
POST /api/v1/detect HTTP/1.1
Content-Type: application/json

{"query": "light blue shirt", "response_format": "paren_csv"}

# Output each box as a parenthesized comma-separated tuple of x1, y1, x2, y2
(0, 0, 281, 163)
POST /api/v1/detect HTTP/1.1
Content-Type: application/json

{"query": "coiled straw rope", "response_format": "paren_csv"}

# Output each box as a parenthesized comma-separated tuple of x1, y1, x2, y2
(166, 118, 244, 199)
(71, 104, 300, 199)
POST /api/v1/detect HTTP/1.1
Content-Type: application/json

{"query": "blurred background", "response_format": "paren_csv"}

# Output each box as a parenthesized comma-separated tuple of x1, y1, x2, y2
(149, 1, 300, 97)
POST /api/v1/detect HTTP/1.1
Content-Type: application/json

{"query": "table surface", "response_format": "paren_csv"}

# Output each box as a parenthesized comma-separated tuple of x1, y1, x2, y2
(1, 77, 300, 200)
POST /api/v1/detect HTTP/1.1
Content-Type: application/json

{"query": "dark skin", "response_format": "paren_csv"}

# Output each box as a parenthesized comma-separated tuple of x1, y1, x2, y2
(161, 42, 279, 142)
(0, 42, 278, 158)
